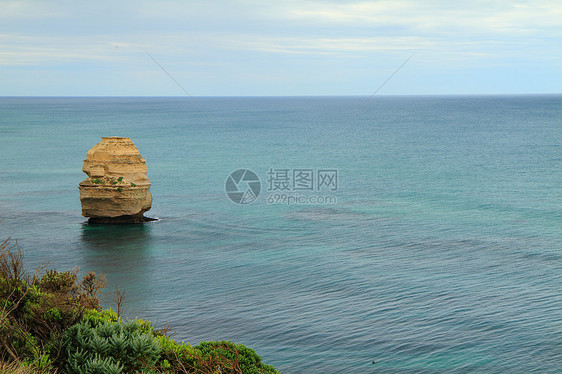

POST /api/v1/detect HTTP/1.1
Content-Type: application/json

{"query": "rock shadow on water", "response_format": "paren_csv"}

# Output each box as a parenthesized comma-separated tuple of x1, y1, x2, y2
(80, 221, 154, 253)
(80, 222, 156, 313)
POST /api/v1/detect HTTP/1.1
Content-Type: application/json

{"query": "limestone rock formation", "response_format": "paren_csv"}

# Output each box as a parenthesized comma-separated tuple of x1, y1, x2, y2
(79, 137, 153, 223)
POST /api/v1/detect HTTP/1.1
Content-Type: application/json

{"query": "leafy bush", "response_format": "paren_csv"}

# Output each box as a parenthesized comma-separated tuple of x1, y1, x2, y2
(1, 238, 279, 374)
(35, 269, 79, 295)
(1, 239, 105, 369)
(154, 337, 278, 374)
(82, 309, 120, 328)
(1, 239, 56, 371)
(62, 321, 161, 374)
(194, 341, 277, 374)
(154, 335, 198, 373)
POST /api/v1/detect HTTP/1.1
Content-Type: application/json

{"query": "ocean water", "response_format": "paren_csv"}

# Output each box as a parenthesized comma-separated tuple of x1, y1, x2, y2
(0, 95, 560, 373)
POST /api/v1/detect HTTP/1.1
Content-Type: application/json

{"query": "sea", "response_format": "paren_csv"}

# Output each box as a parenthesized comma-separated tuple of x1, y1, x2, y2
(0, 95, 560, 373)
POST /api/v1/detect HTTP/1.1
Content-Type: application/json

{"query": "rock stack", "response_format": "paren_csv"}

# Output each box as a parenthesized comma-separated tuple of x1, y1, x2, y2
(78, 137, 153, 223)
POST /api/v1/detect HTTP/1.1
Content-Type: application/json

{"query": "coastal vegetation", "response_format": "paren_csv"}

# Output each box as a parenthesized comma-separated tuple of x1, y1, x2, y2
(0, 238, 278, 374)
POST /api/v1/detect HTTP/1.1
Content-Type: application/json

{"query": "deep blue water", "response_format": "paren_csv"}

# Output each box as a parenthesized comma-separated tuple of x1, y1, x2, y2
(0, 96, 560, 373)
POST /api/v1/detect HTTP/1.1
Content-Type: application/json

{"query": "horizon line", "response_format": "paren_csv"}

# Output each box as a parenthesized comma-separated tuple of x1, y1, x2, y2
(1, 93, 561, 99)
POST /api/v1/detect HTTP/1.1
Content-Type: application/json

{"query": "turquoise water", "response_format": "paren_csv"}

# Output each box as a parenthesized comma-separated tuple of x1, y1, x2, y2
(0, 96, 560, 373)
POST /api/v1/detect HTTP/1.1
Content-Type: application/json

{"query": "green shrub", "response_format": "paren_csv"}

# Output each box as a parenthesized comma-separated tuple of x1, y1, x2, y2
(82, 309, 120, 327)
(154, 335, 197, 372)
(154, 336, 278, 374)
(0, 321, 37, 361)
(195, 341, 278, 374)
(35, 269, 79, 295)
(91, 179, 101, 184)
(22, 353, 53, 373)
(117, 177, 123, 182)
(62, 321, 161, 374)
(2, 238, 279, 374)
(43, 308, 62, 322)
(1, 239, 107, 368)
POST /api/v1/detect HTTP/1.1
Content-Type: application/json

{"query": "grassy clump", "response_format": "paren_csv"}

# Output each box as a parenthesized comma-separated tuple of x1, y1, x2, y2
(193, 341, 278, 374)
(1, 238, 105, 372)
(0, 238, 278, 373)
(0, 359, 47, 373)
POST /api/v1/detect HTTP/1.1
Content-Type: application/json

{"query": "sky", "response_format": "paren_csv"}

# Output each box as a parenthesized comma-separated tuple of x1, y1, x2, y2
(1, 0, 561, 96)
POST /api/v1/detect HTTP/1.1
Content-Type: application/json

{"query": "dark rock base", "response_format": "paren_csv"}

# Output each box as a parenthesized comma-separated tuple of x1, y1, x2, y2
(87, 215, 157, 224)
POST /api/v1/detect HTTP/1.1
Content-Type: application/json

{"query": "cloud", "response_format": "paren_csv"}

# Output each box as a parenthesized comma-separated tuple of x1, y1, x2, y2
(0, 0, 560, 95)
(0, 34, 129, 66)
(0, 0, 62, 19)
(283, 0, 562, 36)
